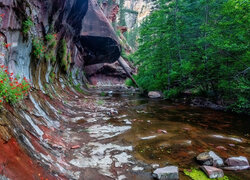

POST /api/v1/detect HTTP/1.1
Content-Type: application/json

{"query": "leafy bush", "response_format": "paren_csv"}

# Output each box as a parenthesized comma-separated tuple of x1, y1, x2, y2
(0, 65, 30, 107)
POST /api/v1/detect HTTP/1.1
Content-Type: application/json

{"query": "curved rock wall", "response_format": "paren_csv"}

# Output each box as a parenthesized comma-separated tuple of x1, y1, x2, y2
(0, 0, 126, 179)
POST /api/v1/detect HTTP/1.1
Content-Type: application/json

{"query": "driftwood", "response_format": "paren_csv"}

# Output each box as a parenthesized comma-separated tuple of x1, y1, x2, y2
(118, 57, 139, 88)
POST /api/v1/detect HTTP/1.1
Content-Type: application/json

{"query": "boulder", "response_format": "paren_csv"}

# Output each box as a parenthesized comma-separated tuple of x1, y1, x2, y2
(225, 156, 249, 167)
(196, 151, 224, 167)
(201, 166, 224, 179)
(148, 91, 162, 99)
(223, 156, 250, 170)
(152, 166, 179, 180)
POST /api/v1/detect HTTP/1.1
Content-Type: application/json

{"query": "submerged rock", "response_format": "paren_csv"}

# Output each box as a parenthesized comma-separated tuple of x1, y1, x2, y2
(197, 151, 224, 167)
(201, 166, 224, 179)
(152, 166, 179, 180)
(223, 156, 250, 170)
(148, 91, 162, 99)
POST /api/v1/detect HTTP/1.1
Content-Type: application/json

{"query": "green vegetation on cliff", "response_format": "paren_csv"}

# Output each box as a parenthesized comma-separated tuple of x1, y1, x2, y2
(22, 18, 33, 39)
(131, 0, 250, 113)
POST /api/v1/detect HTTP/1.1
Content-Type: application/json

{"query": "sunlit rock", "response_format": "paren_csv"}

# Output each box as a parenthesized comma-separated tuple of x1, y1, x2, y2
(197, 151, 224, 167)
(148, 91, 162, 98)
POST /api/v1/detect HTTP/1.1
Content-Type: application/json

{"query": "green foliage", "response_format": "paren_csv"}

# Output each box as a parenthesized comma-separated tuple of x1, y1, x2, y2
(74, 84, 84, 93)
(125, 78, 135, 87)
(100, 92, 106, 97)
(97, 100, 105, 105)
(22, 18, 33, 37)
(119, 0, 126, 26)
(132, 0, 250, 114)
(49, 71, 55, 83)
(45, 33, 57, 63)
(45, 34, 54, 42)
(57, 39, 69, 72)
(184, 169, 229, 180)
(121, 49, 133, 61)
(124, 25, 139, 49)
(32, 38, 44, 59)
(0, 65, 30, 107)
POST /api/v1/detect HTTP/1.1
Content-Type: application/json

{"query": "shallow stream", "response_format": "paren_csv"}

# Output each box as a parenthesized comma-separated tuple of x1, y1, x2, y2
(67, 88, 250, 180)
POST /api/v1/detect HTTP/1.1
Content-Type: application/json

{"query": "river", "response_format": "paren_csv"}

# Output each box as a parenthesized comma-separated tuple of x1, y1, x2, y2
(0, 86, 249, 180)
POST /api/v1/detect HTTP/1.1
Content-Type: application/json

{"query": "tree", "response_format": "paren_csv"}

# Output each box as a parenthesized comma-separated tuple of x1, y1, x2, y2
(131, 0, 249, 113)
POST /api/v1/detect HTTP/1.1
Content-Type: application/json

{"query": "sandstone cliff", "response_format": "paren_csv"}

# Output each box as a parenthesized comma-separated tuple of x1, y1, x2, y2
(99, 0, 156, 48)
(0, 0, 131, 179)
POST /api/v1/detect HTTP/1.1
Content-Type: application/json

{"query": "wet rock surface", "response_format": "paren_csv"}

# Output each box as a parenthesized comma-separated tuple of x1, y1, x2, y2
(224, 156, 250, 171)
(225, 156, 249, 167)
(201, 166, 224, 179)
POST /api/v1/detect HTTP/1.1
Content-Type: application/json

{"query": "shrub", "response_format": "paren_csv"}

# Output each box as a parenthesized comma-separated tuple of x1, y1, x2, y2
(44, 33, 57, 63)
(0, 65, 30, 107)
(45, 33, 57, 49)
(32, 38, 45, 59)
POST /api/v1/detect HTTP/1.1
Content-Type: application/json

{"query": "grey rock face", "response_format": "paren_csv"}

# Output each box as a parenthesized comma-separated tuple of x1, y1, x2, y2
(197, 151, 224, 167)
(201, 166, 224, 179)
(152, 166, 179, 180)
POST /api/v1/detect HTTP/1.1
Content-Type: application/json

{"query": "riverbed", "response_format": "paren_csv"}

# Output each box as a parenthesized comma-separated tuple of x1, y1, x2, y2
(0, 86, 249, 180)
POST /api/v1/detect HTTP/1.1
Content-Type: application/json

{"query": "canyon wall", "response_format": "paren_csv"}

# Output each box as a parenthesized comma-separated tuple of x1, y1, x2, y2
(99, 0, 156, 49)
(0, 0, 130, 179)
